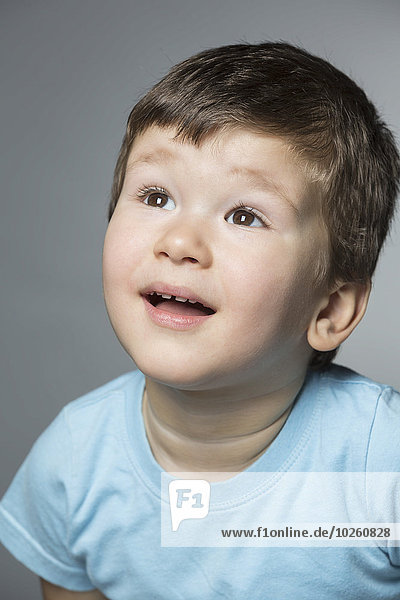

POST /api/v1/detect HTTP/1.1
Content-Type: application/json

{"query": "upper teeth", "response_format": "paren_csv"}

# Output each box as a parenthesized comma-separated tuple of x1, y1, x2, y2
(155, 293, 197, 304)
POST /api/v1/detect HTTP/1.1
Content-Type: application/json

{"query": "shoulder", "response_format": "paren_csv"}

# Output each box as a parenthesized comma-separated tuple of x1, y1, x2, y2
(315, 364, 400, 470)
(318, 363, 389, 394)
(21, 369, 144, 486)
(62, 369, 144, 431)
(316, 363, 397, 413)
(0, 369, 145, 536)
(55, 370, 145, 470)
(66, 369, 143, 412)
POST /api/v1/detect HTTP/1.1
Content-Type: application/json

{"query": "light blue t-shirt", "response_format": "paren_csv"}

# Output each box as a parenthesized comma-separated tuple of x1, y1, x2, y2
(1, 365, 400, 599)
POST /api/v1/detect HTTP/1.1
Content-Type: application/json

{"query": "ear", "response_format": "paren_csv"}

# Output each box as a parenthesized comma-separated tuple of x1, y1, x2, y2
(307, 280, 371, 352)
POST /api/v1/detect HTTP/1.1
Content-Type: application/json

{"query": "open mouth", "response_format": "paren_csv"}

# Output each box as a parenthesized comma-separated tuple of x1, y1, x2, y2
(145, 292, 216, 317)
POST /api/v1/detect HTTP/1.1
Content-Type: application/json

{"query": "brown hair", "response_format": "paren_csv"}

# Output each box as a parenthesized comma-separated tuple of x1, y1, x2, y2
(108, 42, 400, 369)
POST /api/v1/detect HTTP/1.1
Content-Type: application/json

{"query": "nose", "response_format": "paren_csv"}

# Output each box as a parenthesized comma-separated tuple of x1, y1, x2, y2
(153, 219, 213, 268)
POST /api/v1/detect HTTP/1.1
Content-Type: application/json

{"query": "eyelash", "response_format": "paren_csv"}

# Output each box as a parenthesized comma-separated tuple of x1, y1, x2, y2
(136, 185, 168, 199)
(135, 186, 270, 228)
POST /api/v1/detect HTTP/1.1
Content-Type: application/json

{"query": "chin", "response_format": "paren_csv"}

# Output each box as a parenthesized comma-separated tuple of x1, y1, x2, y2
(130, 353, 220, 390)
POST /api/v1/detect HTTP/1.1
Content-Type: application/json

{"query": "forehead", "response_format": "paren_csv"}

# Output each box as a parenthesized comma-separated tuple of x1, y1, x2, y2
(128, 125, 298, 176)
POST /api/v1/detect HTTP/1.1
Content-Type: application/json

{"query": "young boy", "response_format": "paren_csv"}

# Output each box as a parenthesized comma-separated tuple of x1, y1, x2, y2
(1, 42, 400, 599)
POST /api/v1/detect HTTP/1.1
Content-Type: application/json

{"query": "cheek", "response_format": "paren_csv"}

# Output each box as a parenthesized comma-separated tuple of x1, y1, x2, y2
(222, 239, 315, 335)
(102, 217, 147, 290)
(102, 221, 148, 349)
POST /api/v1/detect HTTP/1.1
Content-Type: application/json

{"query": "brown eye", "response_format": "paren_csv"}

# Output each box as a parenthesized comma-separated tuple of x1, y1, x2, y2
(141, 189, 175, 211)
(232, 209, 255, 226)
(146, 192, 169, 207)
(226, 207, 265, 228)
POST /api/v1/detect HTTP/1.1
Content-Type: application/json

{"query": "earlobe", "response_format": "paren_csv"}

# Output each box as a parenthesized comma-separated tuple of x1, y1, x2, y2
(307, 280, 371, 352)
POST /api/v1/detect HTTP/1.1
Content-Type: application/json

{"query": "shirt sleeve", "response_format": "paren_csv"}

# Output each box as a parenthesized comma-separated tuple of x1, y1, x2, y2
(365, 386, 400, 567)
(0, 408, 95, 591)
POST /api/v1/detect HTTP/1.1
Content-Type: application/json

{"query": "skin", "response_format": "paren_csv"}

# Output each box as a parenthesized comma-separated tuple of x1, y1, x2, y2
(42, 125, 370, 597)
(40, 579, 106, 599)
(103, 125, 332, 475)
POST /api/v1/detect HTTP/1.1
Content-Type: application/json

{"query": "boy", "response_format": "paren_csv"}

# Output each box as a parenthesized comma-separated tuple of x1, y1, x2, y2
(1, 41, 400, 599)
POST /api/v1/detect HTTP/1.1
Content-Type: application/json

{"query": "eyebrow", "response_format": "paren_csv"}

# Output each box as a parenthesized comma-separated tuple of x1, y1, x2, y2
(126, 150, 300, 216)
(126, 149, 177, 171)
(228, 166, 300, 216)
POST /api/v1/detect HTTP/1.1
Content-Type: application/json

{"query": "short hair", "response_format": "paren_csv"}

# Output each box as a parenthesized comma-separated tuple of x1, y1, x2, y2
(107, 41, 400, 370)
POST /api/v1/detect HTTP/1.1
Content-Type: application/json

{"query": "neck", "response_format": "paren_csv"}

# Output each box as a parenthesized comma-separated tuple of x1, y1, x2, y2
(142, 374, 305, 480)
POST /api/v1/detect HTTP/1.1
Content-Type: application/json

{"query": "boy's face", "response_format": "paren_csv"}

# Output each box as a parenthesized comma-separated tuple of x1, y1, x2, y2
(103, 126, 328, 395)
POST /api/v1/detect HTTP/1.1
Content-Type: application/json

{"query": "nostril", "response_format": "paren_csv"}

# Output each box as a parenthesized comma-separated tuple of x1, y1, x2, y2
(157, 252, 198, 264)
(158, 252, 198, 263)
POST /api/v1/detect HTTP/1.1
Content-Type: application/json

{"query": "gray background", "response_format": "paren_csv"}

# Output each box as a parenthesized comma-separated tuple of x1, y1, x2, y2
(1, 0, 399, 597)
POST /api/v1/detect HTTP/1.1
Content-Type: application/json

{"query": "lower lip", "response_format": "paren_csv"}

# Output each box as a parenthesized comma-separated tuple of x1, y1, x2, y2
(142, 296, 214, 331)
